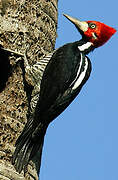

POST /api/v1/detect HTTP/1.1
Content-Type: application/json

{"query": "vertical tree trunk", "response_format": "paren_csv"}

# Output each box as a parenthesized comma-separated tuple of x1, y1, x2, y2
(0, 0, 58, 179)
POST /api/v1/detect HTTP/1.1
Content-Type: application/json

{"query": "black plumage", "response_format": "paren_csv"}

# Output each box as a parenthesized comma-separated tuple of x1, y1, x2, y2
(12, 40, 93, 173)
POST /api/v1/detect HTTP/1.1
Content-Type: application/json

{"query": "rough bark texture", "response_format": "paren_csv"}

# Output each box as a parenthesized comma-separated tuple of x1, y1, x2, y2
(0, 0, 58, 179)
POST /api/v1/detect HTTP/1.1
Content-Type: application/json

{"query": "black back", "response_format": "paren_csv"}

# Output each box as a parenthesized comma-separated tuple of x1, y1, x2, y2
(35, 41, 92, 122)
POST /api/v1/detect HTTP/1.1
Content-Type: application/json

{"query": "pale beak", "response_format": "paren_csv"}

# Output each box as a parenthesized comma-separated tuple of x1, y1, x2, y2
(63, 14, 88, 33)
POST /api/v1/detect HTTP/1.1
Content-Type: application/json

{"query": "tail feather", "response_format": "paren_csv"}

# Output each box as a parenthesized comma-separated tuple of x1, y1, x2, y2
(15, 117, 34, 146)
(13, 138, 31, 173)
(12, 119, 47, 173)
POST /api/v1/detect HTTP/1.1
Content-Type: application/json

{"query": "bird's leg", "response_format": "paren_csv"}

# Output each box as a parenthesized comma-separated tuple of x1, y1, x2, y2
(23, 48, 53, 87)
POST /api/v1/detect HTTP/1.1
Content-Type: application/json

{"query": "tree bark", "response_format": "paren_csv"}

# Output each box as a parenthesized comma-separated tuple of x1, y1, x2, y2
(0, 0, 58, 179)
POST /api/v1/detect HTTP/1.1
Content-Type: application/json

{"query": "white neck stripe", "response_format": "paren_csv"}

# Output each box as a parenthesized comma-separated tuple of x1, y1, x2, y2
(78, 42, 93, 52)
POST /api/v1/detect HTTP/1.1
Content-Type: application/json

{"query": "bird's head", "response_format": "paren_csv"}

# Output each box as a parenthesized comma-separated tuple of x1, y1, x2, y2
(63, 14, 116, 48)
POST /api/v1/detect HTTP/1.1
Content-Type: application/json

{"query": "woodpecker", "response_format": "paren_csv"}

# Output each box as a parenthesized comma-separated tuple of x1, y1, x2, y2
(11, 14, 116, 173)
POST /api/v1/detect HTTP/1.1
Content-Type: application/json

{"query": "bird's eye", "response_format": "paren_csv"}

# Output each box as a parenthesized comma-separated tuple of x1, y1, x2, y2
(89, 23, 96, 29)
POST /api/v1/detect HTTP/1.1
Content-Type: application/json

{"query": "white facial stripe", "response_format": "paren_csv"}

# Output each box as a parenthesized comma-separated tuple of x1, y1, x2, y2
(78, 42, 93, 51)
(92, 32, 97, 40)
(72, 57, 88, 90)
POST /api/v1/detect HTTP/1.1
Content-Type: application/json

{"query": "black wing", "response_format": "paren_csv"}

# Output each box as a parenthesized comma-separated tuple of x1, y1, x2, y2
(38, 55, 92, 122)
(35, 42, 91, 121)
(38, 43, 82, 113)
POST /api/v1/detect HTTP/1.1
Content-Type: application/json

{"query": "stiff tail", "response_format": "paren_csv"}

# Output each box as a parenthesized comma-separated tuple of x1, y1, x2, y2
(12, 117, 47, 173)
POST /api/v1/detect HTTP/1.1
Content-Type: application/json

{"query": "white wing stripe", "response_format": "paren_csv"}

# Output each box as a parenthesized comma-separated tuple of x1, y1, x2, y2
(72, 57, 88, 90)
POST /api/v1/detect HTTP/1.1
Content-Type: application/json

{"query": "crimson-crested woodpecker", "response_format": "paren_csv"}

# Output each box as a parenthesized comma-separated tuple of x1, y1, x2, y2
(12, 14, 116, 173)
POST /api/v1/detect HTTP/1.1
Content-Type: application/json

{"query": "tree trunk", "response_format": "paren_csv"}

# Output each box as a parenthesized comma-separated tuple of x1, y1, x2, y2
(0, 0, 58, 179)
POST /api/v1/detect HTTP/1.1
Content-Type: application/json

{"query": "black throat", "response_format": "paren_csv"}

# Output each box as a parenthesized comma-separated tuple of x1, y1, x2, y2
(76, 39, 95, 55)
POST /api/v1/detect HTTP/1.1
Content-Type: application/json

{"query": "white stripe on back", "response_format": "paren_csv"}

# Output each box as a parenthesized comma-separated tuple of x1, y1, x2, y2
(72, 57, 88, 90)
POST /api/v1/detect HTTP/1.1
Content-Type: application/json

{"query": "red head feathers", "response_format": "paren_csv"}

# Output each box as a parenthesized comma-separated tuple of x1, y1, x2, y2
(85, 21, 116, 47)
(63, 14, 116, 48)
